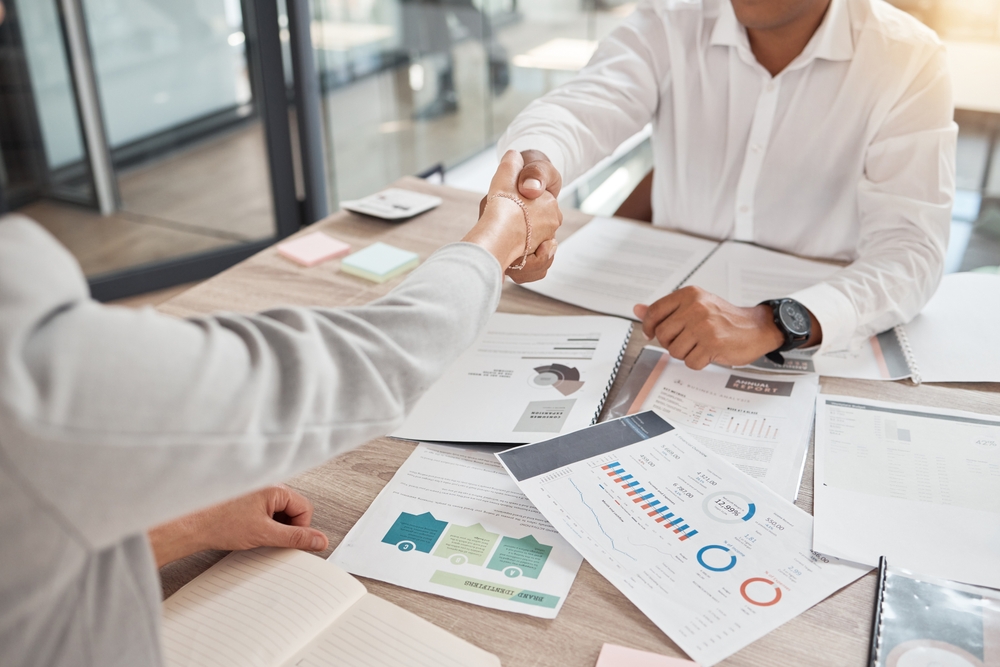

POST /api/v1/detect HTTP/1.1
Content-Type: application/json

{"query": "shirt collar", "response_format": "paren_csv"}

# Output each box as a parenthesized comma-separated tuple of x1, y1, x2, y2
(710, 0, 854, 66)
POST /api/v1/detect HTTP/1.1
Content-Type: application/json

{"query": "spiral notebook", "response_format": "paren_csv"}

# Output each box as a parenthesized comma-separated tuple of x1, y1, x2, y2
(869, 558, 1000, 667)
(750, 272, 1000, 383)
(392, 313, 633, 444)
(520, 216, 842, 320)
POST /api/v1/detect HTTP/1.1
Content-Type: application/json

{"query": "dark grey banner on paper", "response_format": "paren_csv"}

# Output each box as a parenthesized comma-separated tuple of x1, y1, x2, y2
(726, 375, 794, 397)
(498, 411, 674, 482)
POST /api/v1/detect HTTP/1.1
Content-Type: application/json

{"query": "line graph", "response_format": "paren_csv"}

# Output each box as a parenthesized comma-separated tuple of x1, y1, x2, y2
(568, 478, 637, 561)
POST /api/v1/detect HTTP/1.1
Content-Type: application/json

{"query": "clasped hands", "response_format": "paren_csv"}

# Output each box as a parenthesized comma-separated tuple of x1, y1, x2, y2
(504, 150, 805, 368)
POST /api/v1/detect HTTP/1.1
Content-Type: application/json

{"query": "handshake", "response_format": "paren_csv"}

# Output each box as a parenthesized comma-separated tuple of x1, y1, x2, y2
(463, 150, 565, 284)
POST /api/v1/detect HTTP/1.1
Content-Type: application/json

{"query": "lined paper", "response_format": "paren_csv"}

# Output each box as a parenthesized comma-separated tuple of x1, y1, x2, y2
(289, 595, 500, 667)
(163, 548, 365, 667)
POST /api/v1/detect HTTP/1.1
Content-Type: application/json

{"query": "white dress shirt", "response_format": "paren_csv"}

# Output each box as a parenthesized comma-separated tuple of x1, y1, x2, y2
(499, 0, 957, 352)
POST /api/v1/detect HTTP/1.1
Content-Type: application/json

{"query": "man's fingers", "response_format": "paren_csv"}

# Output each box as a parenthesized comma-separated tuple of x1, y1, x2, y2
(654, 316, 686, 350)
(666, 330, 697, 360)
(263, 522, 329, 552)
(642, 293, 683, 339)
(517, 161, 560, 201)
(488, 150, 525, 196)
(506, 240, 556, 284)
(633, 304, 649, 321)
(518, 150, 562, 200)
(684, 347, 712, 371)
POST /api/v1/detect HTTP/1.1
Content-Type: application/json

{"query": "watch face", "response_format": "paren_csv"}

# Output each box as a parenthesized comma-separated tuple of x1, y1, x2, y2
(778, 300, 810, 337)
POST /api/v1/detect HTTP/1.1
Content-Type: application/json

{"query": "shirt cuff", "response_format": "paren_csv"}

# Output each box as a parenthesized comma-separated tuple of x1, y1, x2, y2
(428, 241, 504, 309)
(787, 281, 858, 354)
(497, 136, 568, 184)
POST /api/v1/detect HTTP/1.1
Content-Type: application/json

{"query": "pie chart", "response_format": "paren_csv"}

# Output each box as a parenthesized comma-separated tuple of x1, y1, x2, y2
(532, 364, 585, 396)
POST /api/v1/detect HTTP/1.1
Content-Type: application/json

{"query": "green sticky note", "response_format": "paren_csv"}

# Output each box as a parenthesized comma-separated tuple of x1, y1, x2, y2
(341, 242, 420, 283)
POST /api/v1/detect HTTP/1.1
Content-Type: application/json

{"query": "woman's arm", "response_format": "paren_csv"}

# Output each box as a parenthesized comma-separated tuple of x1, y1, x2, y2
(0, 152, 561, 552)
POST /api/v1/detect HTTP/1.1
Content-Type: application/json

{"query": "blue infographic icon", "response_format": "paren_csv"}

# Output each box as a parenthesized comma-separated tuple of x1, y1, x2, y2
(697, 544, 737, 572)
(381, 511, 448, 553)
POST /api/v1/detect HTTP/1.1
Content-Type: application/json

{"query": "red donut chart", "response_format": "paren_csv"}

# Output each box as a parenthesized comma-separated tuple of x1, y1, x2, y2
(740, 577, 782, 606)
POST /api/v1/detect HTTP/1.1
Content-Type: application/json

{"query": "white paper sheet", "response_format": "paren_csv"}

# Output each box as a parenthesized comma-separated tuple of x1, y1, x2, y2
(685, 241, 841, 306)
(607, 347, 818, 501)
(753, 273, 1000, 383)
(813, 395, 1000, 589)
(392, 313, 633, 444)
(521, 217, 719, 319)
(497, 413, 869, 667)
(330, 444, 584, 618)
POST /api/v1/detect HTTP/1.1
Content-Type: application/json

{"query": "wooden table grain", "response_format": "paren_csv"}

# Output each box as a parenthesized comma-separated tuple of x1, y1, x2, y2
(156, 177, 1000, 667)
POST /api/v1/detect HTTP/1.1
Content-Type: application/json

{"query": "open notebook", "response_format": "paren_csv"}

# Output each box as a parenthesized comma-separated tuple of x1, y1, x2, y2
(522, 216, 842, 319)
(162, 548, 500, 667)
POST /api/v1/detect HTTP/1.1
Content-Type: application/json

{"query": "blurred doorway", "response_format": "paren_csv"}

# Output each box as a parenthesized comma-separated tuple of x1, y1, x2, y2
(0, 0, 305, 299)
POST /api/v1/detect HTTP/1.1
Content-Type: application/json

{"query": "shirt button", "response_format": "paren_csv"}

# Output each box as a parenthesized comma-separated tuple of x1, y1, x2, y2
(751, 144, 762, 153)
(765, 82, 775, 92)
(739, 205, 749, 213)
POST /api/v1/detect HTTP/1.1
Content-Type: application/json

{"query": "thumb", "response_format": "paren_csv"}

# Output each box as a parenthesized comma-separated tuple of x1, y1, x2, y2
(262, 522, 329, 552)
(487, 150, 525, 197)
(633, 304, 649, 320)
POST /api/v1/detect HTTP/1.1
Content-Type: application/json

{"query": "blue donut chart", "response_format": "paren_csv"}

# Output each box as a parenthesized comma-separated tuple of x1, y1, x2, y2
(696, 544, 737, 572)
(703, 491, 757, 524)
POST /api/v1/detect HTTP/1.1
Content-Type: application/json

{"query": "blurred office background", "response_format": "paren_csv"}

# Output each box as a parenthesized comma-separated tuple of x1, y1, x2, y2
(0, 0, 998, 299)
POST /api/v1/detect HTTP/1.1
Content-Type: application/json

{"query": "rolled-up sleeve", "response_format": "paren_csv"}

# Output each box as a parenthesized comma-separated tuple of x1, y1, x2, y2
(791, 46, 956, 352)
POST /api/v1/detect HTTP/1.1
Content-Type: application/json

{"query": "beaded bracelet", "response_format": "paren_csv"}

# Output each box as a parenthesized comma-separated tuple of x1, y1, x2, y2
(489, 192, 531, 270)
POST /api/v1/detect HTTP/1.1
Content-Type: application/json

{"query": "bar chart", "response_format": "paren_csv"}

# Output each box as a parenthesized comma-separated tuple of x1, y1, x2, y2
(601, 461, 699, 541)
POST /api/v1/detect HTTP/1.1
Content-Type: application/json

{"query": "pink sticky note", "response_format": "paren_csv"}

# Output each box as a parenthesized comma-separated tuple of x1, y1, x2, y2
(277, 231, 351, 267)
(595, 644, 700, 667)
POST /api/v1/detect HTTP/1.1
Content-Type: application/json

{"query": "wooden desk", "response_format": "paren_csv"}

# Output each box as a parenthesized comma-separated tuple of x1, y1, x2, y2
(156, 178, 1000, 667)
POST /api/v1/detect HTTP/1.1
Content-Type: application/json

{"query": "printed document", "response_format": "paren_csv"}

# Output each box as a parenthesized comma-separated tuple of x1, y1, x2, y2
(814, 395, 1000, 589)
(521, 217, 841, 319)
(393, 313, 632, 444)
(331, 444, 583, 618)
(606, 346, 819, 500)
(497, 413, 869, 667)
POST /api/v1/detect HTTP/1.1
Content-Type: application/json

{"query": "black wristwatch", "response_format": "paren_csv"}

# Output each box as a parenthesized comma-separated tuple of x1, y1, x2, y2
(760, 299, 811, 365)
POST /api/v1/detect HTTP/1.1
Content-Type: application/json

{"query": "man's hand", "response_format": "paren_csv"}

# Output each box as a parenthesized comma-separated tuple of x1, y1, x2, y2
(505, 238, 556, 283)
(634, 287, 786, 370)
(516, 150, 562, 201)
(148, 485, 329, 567)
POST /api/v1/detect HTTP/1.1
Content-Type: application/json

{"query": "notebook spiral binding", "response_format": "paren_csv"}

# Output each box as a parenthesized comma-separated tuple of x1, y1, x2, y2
(892, 326, 922, 385)
(868, 557, 889, 667)
(591, 333, 631, 425)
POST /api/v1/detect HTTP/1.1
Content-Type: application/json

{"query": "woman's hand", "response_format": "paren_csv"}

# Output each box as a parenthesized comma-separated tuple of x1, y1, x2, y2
(148, 485, 329, 567)
(464, 150, 562, 279)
